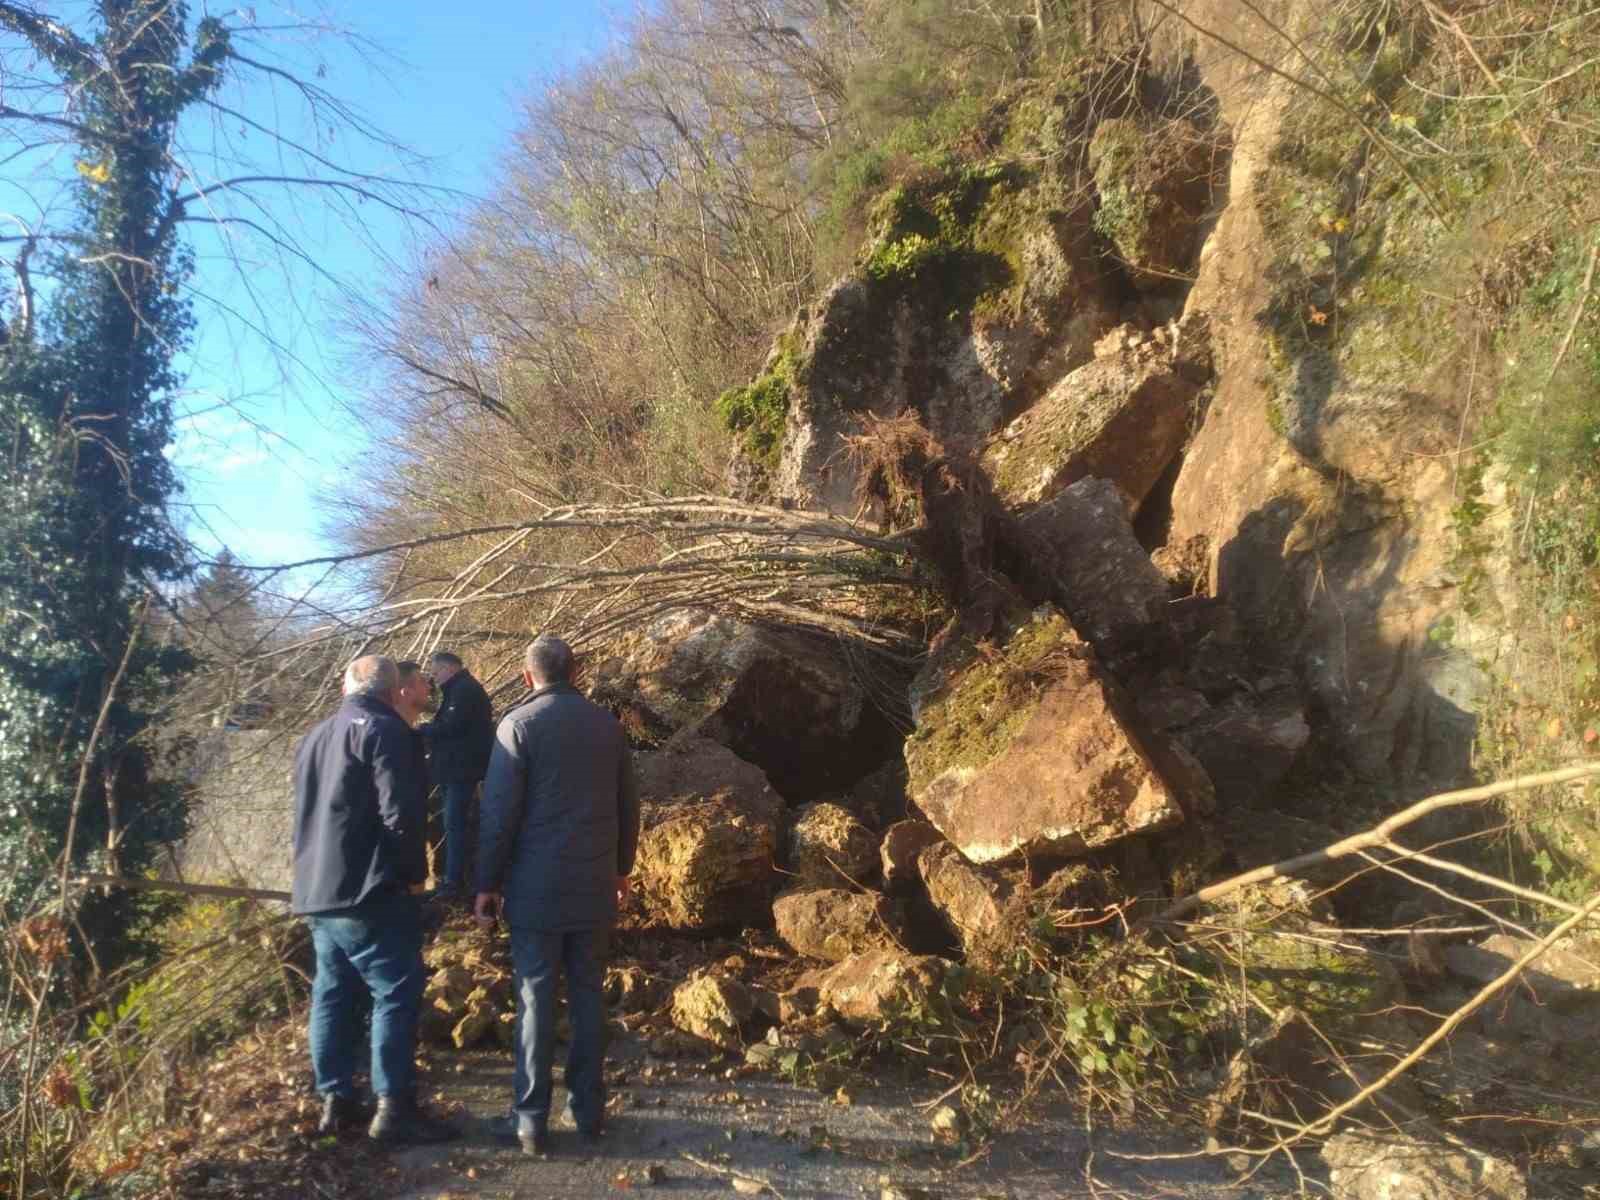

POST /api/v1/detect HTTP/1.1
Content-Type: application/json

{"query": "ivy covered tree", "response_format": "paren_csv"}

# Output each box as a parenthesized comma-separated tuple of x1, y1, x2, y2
(0, 1, 428, 928)
(0, 2, 229, 917)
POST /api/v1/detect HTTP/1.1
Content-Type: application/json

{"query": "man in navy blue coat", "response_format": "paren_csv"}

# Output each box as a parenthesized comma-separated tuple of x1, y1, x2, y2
(291, 654, 458, 1145)
(418, 651, 495, 896)
(476, 634, 639, 1156)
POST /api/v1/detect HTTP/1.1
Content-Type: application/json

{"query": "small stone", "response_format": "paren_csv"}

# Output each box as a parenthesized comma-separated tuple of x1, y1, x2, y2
(929, 1104, 965, 1142)
(732, 1179, 766, 1196)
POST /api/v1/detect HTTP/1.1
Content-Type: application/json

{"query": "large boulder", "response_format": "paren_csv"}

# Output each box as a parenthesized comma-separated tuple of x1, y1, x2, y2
(904, 607, 1206, 863)
(772, 889, 902, 963)
(1087, 116, 1219, 292)
(983, 332, 1202, 512)
(787, 803, 879, 888)
(589, 609, 901, 798)
(817, 949, 952, 1028)
(634, 737, 783, 823)
(1321, 1131, 1527, 1200)
(631, 739, 780, 931)
(1011, 476, 1175, 660)
(670, 974, 756, 1052)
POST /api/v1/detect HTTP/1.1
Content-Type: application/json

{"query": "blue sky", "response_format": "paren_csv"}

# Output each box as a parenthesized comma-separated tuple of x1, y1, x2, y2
(168, 2, 613, 580)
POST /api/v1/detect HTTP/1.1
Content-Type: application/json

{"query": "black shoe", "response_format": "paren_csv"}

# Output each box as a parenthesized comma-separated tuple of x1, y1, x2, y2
(493, 1114, 549, 1157)
(317, 1093, 369, 1135)
(368, 1096, 461, 1145)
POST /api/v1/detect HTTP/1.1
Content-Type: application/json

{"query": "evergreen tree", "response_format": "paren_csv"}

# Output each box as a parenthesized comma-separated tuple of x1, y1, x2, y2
(0, 2, 227, 916)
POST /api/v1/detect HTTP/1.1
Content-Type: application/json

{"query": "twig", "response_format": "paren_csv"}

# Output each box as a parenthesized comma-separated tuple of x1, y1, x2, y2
(679, 1151, 785, 1198)
(1280, 886, 1600, 1144)
(74, 874, 292, 903)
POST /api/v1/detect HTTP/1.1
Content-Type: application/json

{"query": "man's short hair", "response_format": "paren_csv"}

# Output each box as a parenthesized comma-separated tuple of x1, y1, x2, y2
(429, 651, 464, 670)
(396, 660, 423, 683)
(525, 634, 574, 683)
(344, 655, 399, 698)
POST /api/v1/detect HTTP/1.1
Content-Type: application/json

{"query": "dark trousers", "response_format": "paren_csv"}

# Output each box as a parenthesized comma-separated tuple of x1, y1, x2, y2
(305, 891, 423, 1099)
(509, 925, 609, 1130)
(441, 780, 474, 888)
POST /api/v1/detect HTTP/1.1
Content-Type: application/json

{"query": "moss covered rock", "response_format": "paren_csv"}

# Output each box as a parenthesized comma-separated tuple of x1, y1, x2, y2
(904, 607, 1195, 864)
(787, 802, 879, 888)
(1088, 116, 1219, 291)
(671, 973, 756, 1051)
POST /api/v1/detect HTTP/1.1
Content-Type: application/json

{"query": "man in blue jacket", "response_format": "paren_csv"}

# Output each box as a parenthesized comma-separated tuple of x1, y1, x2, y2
(291, 655, 459, 1146)
(418, 651, 495, 896)
(476, 634, 640, 1156)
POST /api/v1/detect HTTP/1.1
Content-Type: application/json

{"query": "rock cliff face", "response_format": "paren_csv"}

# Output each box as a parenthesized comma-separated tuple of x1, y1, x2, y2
(1155, 11, 1480, 790)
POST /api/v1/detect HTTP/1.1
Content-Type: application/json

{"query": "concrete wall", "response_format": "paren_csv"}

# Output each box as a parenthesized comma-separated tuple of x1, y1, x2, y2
(173, 730, 298, 895)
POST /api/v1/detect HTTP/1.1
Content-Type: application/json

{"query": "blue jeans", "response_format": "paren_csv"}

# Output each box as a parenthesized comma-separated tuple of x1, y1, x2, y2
(305, 892, 424, 1099)
(509, 926, 609, 1130)
(441, 780, 475, 888)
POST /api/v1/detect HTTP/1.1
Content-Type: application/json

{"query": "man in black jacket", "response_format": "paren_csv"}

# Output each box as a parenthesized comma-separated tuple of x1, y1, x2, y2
(476, 634, 639, 1156)
(292, 655, 458, 1146)
(418, 651, 494, 896)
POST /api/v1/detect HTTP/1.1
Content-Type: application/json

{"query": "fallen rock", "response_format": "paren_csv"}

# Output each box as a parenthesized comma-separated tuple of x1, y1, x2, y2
(1442, 934, 1600, 1009)
(1011, 476, 1175, 659)
(1177, 689, 1309, 807)
(1321, 1130, 1527, 1200)
(788, 803, 879, 888)
(773, 889, 902, 963)
(634, 737, 783, 825)
(670, 974, 756, 1052)
(904, 607, 1197, 863)
(838, 758, 909, 830)
(880, 821, 944, 892)
(817, 949, 951, 1028)
(631, 740, 781, 930)
(917, 844, 1010, 961)
(983, 343, 1201, 511)
(452, 990, 497, 1050)
(589, 609, 902, 797)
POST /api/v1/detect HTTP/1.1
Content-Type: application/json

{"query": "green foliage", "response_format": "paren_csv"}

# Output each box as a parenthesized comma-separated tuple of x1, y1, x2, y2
(0, 1, 223, 931)
(814, 95, 987, 277)
(715, 348, 799, 472)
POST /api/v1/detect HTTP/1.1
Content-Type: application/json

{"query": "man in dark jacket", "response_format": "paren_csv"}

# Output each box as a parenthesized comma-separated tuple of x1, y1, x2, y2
(476, 634, 640, 1156)
(418, 651, 494, 895)
(292, 655, 458, 1146)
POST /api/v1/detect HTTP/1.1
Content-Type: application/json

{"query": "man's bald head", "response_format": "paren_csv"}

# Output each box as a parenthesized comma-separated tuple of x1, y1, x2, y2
(343, 655, 399, 702)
